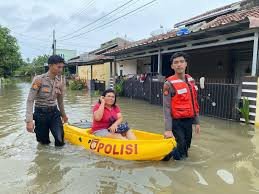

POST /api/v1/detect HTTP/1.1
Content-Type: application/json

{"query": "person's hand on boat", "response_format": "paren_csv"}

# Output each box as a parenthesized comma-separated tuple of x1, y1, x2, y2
(26, 121, 34, 133)
(164, 130, 174, 138)
(194, 124, 201, 134)
(108, 124, 118, 133)
(62, 115, 69, 123)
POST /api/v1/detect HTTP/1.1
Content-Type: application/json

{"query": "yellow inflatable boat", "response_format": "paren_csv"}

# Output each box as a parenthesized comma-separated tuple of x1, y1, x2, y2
(64, 123, 177, 161)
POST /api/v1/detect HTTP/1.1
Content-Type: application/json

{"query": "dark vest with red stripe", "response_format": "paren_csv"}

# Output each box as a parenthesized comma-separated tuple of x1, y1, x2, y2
(167, 74, 199, 119)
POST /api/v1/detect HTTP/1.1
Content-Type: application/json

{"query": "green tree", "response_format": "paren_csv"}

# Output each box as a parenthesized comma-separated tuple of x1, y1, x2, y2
(32, 54, 48, 66)
(0, 25, 22, 77)
(31, 54, 48, 75)
(14, 54, 49, 77)
(31, 55, 49, 75)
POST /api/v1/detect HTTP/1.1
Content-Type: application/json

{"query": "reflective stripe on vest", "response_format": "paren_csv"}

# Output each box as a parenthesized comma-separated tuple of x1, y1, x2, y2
(187, 77, 194, 82)
(170, 80, 183, 84)
(166, 74, 199, 119)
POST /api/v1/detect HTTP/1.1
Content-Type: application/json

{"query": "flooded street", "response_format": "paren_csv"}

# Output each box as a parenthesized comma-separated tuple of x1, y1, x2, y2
(0, 81, 259, 194)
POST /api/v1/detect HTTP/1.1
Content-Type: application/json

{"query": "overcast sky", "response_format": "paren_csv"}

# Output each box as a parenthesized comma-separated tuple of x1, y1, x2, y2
(0, 0, 238, 59)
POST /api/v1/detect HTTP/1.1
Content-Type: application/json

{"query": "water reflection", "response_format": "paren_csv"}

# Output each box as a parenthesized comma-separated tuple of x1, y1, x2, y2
(27, 145, 71, 193)
(0, 81, 258, 193)
(234, 126, 259, 192)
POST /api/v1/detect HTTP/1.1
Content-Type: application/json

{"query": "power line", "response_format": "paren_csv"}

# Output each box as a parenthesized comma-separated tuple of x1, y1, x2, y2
(57, 0, 141, 46)
(78, 0, 157, 42)
(54, 0, 157, 50)
(57, 0, 141, 47)
(74, 0, 141, 34)
(58, 0, 136, 39)
(55, 0, 96, 33)
(74, 0, 158, 41)
(6, 24, 52, 57)
(59, 0, 157, 41)
(66, 0, 96, 23)
(12, 31, 51, 43)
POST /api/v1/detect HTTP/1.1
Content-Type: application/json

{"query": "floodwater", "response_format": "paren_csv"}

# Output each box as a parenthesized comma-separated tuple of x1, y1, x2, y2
(0, 81, 259, 194)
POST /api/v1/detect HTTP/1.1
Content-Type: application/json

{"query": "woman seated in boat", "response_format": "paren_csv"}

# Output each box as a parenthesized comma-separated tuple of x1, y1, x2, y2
(91, 89, 136, 140)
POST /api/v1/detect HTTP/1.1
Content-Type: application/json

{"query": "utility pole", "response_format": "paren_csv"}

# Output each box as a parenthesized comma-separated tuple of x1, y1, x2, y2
(52, 29, 56, 55)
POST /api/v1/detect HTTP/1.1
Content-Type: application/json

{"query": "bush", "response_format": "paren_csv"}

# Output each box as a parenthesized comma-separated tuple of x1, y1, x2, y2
(237, 97, 250, 125)
(0, 77, 16, 85)
(93, 90, 100, 96)
(14, 65, 45, 77)
(114, 80, 124, 96)
(69, 79, 84, 90)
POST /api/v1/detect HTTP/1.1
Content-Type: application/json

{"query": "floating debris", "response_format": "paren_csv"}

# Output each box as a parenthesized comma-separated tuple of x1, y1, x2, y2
(217, 169, 234, 184)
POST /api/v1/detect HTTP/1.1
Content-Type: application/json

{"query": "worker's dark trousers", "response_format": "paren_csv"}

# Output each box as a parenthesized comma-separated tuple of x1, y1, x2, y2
(33, 106, 65, 147)
(172, 118, 193, 159)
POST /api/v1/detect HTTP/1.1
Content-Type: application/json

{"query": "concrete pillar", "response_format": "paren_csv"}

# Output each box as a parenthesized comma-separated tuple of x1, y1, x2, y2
(76, 65, 78, 75)
(114, 57, 117, 76)
(252, 31, 259, 76)
(110, 61, 113, 77)
(157, 48, 162, 75)
(90, 65, 93, 80)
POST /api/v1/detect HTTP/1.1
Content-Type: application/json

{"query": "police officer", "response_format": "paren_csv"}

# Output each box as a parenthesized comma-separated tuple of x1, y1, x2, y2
(25, 55, 68, 146)
(163, 52, 200, 159)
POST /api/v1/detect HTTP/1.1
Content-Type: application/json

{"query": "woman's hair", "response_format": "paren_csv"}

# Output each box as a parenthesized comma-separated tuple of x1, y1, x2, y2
(99, 88, 117, 106)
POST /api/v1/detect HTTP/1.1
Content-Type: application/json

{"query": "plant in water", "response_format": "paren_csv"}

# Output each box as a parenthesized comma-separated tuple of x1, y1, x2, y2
(1, 78, 16, 85)
(69, 79, 84, 90)
(114, 80, 124, 96)
(237, 97, 250, 125)
(93, 90, 100, 96)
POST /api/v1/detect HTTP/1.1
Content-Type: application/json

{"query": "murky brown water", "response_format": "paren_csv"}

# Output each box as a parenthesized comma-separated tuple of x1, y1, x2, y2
(0, 81, 259, 194)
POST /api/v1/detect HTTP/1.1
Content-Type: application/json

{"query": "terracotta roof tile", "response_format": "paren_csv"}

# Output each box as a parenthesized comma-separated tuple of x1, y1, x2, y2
(105, 6, 259, 55)
(203, 6, 259, 29)
(105, 30, 177, 54)
(174, 1, 242, 27)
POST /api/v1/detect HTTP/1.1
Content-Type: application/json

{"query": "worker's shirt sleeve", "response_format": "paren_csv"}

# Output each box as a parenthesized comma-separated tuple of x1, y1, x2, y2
(57, 82, 66, 117)
(163, 81, 174, 131)
(25, 76, 41, 122)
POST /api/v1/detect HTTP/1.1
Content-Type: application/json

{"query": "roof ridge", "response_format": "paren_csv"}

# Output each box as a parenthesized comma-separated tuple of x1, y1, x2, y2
(201, 5, 259, 29)
(174, 0, 243, 27)
(105, 3, 259, 55)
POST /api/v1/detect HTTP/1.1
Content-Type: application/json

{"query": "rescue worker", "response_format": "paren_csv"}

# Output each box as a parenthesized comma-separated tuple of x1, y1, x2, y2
(25, 55, 68, 146)
(163, 52, 200, 160)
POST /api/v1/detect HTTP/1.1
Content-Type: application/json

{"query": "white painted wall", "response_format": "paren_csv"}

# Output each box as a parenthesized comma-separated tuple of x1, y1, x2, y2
(137, 57, 151, 73)
(117, 59, 137, 76)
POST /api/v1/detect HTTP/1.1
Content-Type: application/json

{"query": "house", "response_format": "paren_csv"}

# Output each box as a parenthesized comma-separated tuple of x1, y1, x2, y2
(106, 0, 259, 80)
(67, 38, 131, 89)
(104, 0, 259, 125)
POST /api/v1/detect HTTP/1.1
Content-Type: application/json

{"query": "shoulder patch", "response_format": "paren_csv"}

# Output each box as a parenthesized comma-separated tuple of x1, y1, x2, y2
(31, 78, 42, 90)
